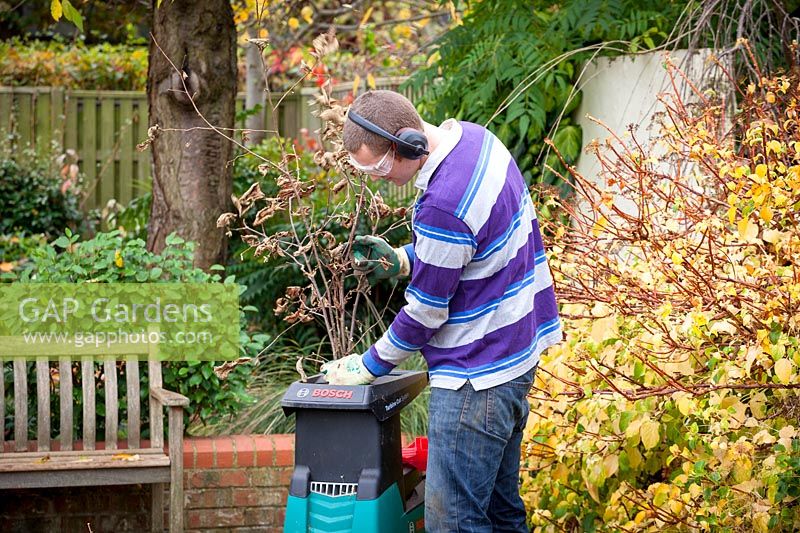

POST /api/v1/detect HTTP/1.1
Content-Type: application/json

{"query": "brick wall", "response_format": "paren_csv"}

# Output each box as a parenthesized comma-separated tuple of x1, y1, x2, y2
(0, 435, 295, 533)
(183, 435, 294, 532)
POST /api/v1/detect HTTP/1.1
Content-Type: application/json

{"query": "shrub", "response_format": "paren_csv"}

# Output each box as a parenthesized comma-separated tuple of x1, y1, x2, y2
(521, 56, 800, 531)
(0, 38, 148, 91)
(0, 155, 82, 237)
(0, 234, 47, 279)
(3, 230, 266, 439)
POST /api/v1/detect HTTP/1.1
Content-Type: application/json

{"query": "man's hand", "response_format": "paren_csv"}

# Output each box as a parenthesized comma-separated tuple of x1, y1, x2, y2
(320, 353, 377, 385)
(351, 235, 410, 284)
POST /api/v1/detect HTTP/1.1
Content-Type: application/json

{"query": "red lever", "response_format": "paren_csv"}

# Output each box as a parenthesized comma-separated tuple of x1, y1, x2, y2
(401, 436, 429, 472)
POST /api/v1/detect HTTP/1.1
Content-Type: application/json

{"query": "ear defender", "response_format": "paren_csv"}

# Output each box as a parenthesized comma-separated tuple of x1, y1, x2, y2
(347, 111, 430, 160)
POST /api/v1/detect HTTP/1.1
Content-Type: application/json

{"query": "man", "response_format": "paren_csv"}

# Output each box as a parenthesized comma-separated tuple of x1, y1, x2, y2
(321, 90, 562, 532)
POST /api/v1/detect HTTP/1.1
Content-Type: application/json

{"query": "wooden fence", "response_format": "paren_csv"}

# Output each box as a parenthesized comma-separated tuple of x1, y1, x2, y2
(0, 77, 414, 210)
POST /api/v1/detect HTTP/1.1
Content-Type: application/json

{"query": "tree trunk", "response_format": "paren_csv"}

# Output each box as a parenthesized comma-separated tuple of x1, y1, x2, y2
(146, 0, 236, 270)
(245, 25, 266, 146)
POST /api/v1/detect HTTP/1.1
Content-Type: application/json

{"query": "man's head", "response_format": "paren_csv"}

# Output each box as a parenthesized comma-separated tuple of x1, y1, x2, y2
(343, 90, 426, 186)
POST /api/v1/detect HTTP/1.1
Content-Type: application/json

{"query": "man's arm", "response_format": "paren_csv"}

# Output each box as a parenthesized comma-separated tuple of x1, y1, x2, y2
(362, 206, 476, 376)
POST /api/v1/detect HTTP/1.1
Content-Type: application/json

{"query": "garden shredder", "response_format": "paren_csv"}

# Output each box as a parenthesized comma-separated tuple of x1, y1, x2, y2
(281, 370, 429, 532)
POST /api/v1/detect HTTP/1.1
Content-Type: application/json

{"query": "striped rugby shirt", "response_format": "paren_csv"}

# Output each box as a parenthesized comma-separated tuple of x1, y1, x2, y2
(362, 119, 562, 390)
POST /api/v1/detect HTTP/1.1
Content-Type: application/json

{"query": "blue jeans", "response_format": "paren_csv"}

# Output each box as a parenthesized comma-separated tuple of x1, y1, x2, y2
(425, 366, 536, 532)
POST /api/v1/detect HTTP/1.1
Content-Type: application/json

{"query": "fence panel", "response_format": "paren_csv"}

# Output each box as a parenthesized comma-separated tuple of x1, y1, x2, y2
(0, 79, 414, 210)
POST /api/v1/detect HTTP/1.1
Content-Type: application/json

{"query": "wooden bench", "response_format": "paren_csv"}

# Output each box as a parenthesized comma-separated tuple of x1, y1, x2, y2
(0, 351, 188, 532)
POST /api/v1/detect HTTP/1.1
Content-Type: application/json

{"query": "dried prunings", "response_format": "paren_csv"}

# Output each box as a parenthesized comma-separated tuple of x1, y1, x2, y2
(213, 357, 252, 380)
(310, 27, 339, 60)
(230, 181, 267, 218)
(274, 286, 315, 324)
(217, 29, 410, 361)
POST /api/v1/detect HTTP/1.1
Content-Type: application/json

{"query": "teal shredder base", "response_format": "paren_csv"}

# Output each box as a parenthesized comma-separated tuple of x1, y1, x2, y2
(284, 482, 425, 533)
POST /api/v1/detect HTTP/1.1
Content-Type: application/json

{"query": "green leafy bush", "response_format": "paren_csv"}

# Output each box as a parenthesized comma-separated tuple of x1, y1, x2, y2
(0, 234, 47, 279)
(2, 230, 266, 440)
(0, 156, 82, 237)
(405, 0, 684, 189)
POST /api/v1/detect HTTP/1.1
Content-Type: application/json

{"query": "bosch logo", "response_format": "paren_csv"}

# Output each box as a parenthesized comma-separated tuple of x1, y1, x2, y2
(296, 388, 310, 398)
(312, 388, 354, 399)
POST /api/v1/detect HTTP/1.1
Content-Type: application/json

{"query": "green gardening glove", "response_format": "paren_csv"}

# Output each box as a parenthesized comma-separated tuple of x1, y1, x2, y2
(351, 235, 410, 284)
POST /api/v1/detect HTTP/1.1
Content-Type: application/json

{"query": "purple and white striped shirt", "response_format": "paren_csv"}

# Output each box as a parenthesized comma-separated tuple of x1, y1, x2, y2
(362, 120, 562, 390)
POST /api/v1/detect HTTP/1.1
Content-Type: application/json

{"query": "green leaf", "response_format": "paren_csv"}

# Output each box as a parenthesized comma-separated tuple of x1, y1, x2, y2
(61, 0, 84, 32)
(53, 236, 70, 248)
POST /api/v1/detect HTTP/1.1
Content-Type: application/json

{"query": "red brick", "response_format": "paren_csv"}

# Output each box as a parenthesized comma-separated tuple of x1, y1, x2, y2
(185, 488, 233, 509)
(232, 487, 286, 507)
(253, 435, 294, 467)
(187, 510, 202, 529)
(242, 507, 281, 527)
(253, 436, 272, 467)
(278, 467, 294, 486)
(215, 437, 235, 468)
(184, 440, 197, 469)
(273, 435, 295, 466)
(233, 435, 257, 467)
(192, 438, 216, 469)
(249, 467, 283, 487)
(188, 470, 221, 489)
(232, 487, 258, 507)
(193, 508, 245, 528)
(219, 469, 249, 487)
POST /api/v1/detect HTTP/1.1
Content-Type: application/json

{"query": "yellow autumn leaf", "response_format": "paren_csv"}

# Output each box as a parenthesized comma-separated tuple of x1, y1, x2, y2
(288, 17, 299, 30)
(111, 453, 141, 461)
(0, 261, 14, 272)
(591, 215, 608, 236)
(753, 512, 770, 533)
(366, 73, 376, 90)
(393, 24, 412, 39)
(552, 462, 569, 484)
(590, 315, 617, 343)
(51, 0, 63, 20)
(627, 445, 643, 468)
(774, 358, 793, 383)
(676, 396, 693, 416)
(351, 74, 361, 95)
(755, 163, 768, 179)
(114, 250, 124, 268)
(602, 454, 619, 478)
(640, 420, 660, 450)
(360, 6, 373, 26)
(766, 91, 776, 103)
(258, 28, 268, 39)
(300, 5, 313, 24)
(762, 229, 781, 243)
(737, 217, 758, 241)
(760, 205, 773, 223)
(727, 206, 737, 225)
(767, 140, 782, 154)
(671, 251, 683, 266)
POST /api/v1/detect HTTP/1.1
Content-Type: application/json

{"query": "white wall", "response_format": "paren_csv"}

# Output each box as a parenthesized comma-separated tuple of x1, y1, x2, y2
(572, 49, 730, 224)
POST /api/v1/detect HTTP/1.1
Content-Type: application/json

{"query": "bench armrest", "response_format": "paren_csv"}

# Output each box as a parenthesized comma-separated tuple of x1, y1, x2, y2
(151, 386, 189, 408)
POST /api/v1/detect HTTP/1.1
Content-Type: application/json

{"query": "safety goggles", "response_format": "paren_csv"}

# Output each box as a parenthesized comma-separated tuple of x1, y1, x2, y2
(348, 146, 395, 176)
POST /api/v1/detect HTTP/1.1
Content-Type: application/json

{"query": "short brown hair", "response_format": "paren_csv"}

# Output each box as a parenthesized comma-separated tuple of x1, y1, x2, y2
(343, 90, 422, 155)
